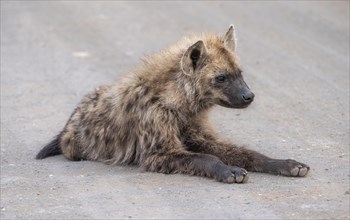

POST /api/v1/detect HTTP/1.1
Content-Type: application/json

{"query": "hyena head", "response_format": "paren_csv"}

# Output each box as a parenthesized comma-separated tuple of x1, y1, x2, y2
(180, 25, 254, 109)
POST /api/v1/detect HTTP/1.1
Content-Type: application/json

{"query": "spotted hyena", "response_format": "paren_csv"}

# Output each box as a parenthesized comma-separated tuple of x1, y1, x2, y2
(36, 25, 310, 183)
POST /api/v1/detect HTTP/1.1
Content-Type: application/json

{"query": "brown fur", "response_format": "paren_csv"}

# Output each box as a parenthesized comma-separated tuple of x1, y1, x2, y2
(37, 26, 309, 183)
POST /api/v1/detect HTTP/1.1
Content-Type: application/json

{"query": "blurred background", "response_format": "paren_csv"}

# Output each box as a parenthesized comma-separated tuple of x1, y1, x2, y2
(1, 1, 349, 219)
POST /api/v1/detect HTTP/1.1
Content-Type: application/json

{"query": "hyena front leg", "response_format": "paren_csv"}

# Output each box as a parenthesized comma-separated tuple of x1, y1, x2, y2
(142, 151, 248, 183)
(249, 156, 310, 177)
(184, 132, 310, 177)
(142, 110, 247, 183)
(239, 149, 310, 177)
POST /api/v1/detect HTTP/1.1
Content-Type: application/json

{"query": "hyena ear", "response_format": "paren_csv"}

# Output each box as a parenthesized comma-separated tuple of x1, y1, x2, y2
(223, 24, 237, 52)
(181, 40, 208, 75)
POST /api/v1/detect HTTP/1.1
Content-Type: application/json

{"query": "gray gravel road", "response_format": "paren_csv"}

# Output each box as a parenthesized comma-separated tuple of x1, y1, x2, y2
(1, 1, 349, 219)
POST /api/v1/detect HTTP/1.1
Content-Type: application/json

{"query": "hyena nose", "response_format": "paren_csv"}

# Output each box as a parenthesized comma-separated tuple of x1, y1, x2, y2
(242, 92, 255, 103)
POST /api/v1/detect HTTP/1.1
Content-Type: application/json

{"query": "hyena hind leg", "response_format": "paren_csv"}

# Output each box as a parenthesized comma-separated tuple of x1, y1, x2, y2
(60, 130, 84, 161)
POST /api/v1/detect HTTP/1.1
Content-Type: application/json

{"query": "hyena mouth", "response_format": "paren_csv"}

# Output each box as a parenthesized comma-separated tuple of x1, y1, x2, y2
(219, 99, 251, 109)
(219, 99, 232, 107)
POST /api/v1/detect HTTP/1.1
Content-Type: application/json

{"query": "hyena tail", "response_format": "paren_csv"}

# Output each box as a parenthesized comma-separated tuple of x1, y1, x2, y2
(36, 134, 62, 159)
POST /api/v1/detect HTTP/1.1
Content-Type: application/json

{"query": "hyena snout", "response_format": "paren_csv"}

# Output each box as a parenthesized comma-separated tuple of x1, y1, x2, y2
(242, 90, 255, 104)
(231, 78, 255, 108)
(216, 77, 255, 109)
(234, 89, 254, 108)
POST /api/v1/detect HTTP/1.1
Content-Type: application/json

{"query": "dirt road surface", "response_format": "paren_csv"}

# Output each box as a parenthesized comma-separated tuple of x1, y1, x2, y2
(1, 1, 349, 219)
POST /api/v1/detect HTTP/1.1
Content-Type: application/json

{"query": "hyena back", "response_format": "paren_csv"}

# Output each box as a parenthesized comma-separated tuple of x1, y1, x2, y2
(36, 25, 309, 183)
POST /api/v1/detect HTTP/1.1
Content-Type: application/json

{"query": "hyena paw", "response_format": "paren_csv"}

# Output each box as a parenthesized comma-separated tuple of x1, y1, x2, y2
(216, 165, 249, 184)
(279, 159, 310, 177)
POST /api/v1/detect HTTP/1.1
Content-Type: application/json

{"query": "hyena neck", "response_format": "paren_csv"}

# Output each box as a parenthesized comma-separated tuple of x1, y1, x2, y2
(172, 73, 214, 115)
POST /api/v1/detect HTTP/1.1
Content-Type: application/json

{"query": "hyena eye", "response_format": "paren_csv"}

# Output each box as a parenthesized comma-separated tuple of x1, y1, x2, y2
(215, 75, 226, 83)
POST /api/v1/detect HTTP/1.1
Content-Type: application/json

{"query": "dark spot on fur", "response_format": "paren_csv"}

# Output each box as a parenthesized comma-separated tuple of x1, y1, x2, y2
(64, 138, 71, 146)
(149, 96, 159, 104)
(125, 101, 134, 112)
(91, 92, 100, 108)
(155, 144, 163, 151)
(102, 96, 112, 106)
(126, 119, 135, 129)
(105, 137, 112, 146)
(204, 90, 213, 97)
(141, 86, 149, 96)
(85, 129, 90, 136)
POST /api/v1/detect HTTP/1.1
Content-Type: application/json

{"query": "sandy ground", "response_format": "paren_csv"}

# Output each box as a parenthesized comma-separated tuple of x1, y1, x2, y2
(1, 1, 349, 219)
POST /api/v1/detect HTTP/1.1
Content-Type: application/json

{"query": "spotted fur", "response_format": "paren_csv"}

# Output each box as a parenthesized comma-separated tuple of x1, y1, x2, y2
(37, 26, 310, 183)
